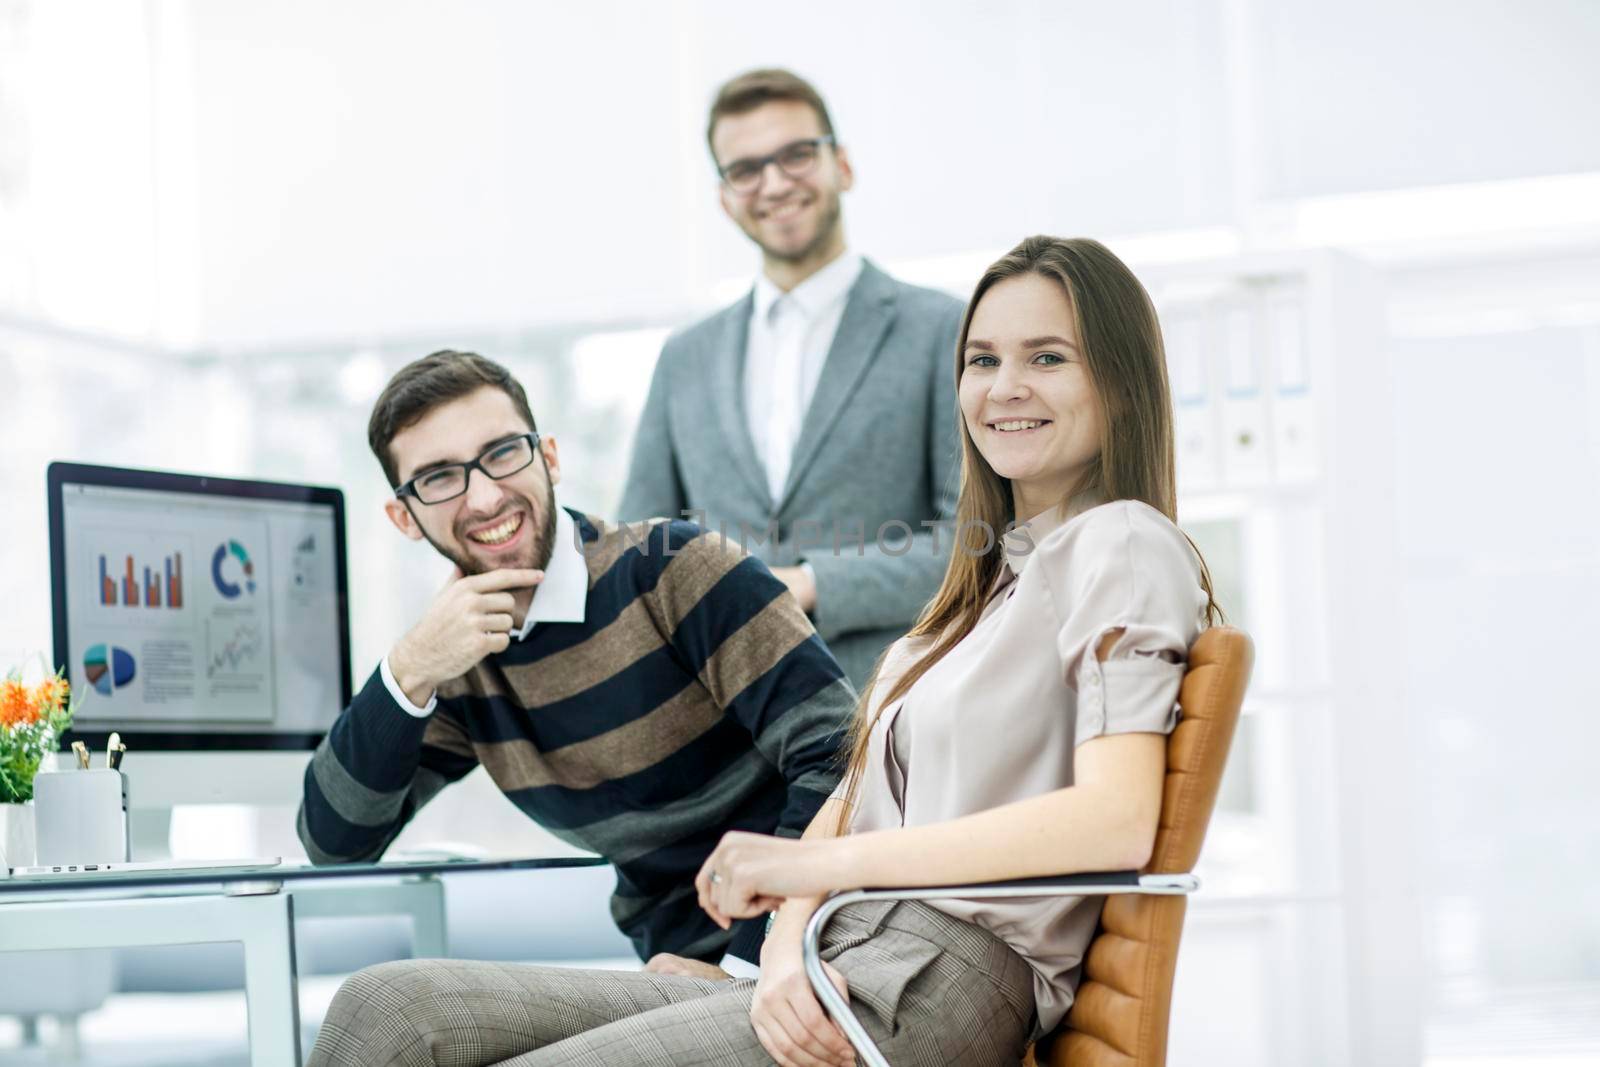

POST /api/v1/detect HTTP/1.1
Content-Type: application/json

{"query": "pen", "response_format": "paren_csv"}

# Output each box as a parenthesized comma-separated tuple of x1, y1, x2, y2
(106, 733, 122, 770)
(72, 740, 90, 770)
(109, 741, 127, 771)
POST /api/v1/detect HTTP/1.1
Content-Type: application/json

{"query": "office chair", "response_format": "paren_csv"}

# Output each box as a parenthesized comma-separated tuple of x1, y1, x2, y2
(802, 626, 1253, 1067)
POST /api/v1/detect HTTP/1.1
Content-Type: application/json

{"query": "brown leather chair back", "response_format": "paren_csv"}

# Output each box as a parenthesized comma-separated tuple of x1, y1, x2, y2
(1034, 626, 1254, 1067)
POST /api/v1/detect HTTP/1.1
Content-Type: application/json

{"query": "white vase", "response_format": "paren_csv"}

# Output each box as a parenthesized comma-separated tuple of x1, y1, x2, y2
(0, 801, 36, 868)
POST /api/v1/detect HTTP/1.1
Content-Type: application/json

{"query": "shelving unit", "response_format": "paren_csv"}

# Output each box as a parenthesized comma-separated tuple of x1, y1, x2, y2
(1144, 250, 1418, 1067)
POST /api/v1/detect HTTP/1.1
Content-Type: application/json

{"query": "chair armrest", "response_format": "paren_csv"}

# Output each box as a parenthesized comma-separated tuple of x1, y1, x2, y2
(799, 872, 1198, 1067)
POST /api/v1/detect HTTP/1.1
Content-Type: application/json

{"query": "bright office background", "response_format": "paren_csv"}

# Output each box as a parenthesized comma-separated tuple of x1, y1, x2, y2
(3, 1, 1600, 1065)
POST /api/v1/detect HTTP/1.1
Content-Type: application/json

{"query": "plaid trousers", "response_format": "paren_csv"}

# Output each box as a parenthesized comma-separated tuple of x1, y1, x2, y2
(308, 900, 1036, 1066)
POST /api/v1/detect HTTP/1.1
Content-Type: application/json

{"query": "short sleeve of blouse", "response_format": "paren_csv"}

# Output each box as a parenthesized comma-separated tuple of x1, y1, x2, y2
(1031, 502, 1208, 746)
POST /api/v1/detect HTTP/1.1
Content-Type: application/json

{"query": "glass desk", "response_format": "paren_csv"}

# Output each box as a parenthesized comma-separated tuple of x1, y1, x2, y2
(0, 855, 607, 1066)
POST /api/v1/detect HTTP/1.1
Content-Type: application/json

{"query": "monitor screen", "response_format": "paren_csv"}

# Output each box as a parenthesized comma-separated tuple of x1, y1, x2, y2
(48, 462, 352, 750)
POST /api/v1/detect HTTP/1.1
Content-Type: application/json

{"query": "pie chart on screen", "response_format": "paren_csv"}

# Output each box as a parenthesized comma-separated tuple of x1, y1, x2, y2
(84, 644, 136, 697)
(211, 539, 256, 598)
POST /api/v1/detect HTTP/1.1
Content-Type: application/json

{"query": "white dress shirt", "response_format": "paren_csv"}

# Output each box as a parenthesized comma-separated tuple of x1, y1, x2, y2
(743, 251, 864, 503)
(381, 497, 588, 716)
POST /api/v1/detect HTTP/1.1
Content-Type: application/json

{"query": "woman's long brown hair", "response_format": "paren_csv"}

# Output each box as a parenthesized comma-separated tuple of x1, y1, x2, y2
(832, 236, 1221, 831)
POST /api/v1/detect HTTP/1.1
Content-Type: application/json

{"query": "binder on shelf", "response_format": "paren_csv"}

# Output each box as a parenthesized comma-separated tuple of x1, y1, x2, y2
(1270, 295, 1318, 483)
(1218, 301, 1273, 486)
(1166, 310, 1221, 491)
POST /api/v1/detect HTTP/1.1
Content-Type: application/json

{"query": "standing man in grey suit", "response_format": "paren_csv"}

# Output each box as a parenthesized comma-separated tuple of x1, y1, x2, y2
(621, 68, 963, 689)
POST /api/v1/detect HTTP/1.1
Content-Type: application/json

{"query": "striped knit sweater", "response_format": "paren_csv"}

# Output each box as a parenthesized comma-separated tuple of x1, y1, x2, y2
(297, 510, 854, 964)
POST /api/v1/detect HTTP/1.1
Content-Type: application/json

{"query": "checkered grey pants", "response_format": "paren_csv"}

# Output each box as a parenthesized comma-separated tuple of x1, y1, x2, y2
(307, 900, 1035, 1066)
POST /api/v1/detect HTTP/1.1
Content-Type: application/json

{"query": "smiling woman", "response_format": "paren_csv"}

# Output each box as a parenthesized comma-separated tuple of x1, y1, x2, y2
(682, 236, 1230, 1064)
(960, 276, 1107, 520)
(829, 232, 1222, 851)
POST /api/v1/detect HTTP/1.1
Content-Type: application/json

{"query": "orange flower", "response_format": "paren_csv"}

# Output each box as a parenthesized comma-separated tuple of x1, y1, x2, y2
(0, 678, 38, 729)
(33, 675, 70, 715)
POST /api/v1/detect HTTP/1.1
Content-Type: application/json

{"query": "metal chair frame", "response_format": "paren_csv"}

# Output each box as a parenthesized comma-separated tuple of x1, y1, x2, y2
(801, 871, 1199, 1067)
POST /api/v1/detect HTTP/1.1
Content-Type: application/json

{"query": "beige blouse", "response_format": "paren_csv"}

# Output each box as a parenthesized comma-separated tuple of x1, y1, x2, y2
(841, 496, 1208, 1035)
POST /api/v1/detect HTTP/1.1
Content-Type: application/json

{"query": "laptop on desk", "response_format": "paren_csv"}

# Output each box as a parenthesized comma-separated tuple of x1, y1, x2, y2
(5, 857, 283, 880)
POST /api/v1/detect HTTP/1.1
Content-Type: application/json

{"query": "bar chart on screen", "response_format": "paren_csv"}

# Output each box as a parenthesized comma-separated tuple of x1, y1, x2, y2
(95, 549, 185, 609)
(83, 530, 196, 627)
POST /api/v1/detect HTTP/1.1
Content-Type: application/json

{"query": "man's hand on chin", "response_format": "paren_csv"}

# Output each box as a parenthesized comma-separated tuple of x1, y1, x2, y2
(644, 953, 732, 981)
(388, 566, 545, 705)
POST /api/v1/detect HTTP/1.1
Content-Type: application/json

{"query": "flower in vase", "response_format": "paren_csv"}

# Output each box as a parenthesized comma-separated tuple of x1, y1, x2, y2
(0, 664, 78, 804)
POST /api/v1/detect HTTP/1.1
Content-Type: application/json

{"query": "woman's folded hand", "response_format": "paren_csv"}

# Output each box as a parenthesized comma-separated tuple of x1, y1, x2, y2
(751, 930, 854, 1067)
(695, 831, 846, 927)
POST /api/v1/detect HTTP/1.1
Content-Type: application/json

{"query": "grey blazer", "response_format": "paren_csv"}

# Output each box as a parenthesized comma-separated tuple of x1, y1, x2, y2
(619, 260, 964, 688)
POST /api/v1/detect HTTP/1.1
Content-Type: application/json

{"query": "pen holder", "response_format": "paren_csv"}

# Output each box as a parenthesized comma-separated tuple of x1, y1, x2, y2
(33, 768, 130, 867)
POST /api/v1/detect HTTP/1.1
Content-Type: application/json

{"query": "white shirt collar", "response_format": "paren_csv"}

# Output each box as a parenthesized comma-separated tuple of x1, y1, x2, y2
(752, 250, 864, 326)
(514, 496, 587, 638)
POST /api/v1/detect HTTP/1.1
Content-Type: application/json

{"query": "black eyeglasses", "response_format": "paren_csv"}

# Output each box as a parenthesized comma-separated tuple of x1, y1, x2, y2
(718, 136, 836, 194)
(394, 432, 541, 505)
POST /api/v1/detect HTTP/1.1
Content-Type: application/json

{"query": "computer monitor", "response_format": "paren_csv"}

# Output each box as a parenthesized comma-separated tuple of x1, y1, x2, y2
(47, 462, 352, 832)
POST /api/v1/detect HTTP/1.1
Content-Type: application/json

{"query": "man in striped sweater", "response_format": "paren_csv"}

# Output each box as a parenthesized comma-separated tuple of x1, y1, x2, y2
(297, 350, 853, 975)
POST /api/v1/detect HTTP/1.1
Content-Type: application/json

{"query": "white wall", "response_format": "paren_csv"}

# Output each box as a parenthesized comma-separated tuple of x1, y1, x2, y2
(171, 0, 1240, 345)
(1255, 0, 1600, 198)
(7, 0, 1599, 348)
